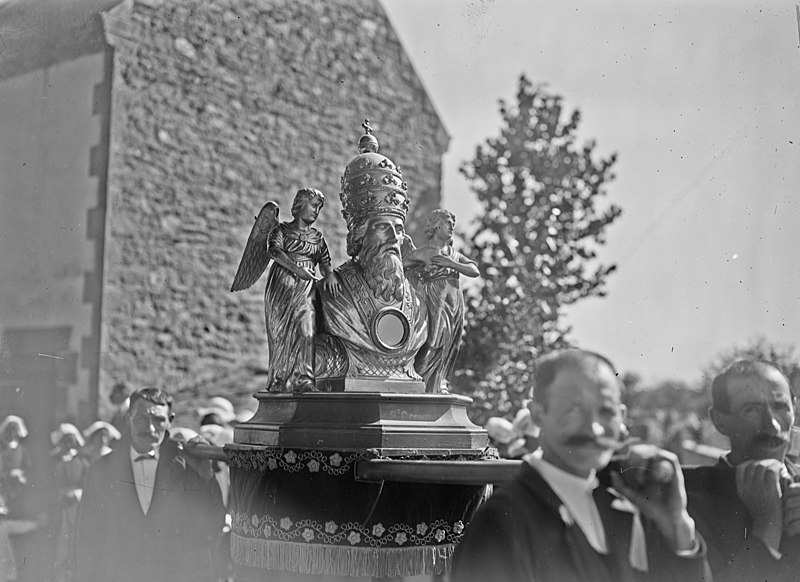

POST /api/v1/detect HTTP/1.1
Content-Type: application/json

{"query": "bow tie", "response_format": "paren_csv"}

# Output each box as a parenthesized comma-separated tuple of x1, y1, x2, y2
(134, 452, 157, 462)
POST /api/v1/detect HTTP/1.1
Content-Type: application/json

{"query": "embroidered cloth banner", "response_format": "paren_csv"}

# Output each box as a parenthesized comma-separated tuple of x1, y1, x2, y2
(228, 448, 487, 577)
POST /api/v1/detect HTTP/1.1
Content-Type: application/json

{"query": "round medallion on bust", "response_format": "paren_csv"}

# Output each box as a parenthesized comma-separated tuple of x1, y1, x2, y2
(369, 307, 411, 352)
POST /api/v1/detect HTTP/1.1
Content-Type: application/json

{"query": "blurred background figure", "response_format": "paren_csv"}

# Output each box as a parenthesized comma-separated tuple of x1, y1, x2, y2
(81, 421, 122, 465)
(484, 404, 541, 459)
(0, 417, 30, 518)
(197, 422, 235, 582)
(108, 382, 133, 435)
(169, 427, 199, 444)
(484, 417, 515, 458)
(199, 412, 226, 430)
(234, 398, 258, 425)
(76, 388, 225, 582)
(197, 424, 233, 507)
(0, 494, 38, 582)
(49, 424, 88, 582)
(662, 411, 703, 465)
(197, 397, 236, 428)
(509, 404, 541, 458)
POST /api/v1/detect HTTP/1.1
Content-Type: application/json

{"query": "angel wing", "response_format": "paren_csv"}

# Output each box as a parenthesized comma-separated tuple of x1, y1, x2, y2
(230, 201, 280, 292)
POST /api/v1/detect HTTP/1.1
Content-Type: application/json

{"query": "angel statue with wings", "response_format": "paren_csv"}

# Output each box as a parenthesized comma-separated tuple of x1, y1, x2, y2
(231, 188, 339, 392)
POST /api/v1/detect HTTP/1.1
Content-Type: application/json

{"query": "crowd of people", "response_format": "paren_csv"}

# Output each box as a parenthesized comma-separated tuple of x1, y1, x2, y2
(454, 350, 800, 582)
(2, 351, 798, 582)
(0, 387, 246, 582)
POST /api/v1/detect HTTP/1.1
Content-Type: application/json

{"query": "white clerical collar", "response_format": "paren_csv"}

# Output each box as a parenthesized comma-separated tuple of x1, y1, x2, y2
(527, 453, 607, 554)
(527, 453, 599, 493)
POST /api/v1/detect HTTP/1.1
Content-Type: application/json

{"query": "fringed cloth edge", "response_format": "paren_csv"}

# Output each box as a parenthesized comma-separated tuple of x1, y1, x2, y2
(231, 533, 454, 577)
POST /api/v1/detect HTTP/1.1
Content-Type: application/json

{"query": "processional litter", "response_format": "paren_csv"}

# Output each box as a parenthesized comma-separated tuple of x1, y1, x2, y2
(227, 121, 493, 579)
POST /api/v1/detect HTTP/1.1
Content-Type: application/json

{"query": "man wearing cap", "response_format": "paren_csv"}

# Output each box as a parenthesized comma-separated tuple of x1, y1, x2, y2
(314, 124, 427, 389)
(452, 349, 709, 582)
(684, 360, 800, 581)
(76, 388, 224, 582)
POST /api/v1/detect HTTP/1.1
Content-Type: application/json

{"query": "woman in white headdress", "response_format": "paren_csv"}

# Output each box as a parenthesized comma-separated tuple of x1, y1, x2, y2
(50, 423, 89, 582)
(0, 416, 30, 515)
(81, 421, 122, 465)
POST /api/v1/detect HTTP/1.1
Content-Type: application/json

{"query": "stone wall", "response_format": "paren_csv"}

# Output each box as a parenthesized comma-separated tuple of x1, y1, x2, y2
(0, 45, 111, 426)
(99, 0, 448, 422)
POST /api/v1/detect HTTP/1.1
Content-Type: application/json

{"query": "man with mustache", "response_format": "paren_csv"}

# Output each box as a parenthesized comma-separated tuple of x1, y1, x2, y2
(684, 360, 800, 581)
(452, 349, 710, 582)
(314, 125, 427, 389)
(76, 388, 225, 582)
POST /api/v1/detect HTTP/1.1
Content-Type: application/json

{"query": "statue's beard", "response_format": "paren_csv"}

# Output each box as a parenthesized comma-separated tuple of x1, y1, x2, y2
(360, 242, 405, 303)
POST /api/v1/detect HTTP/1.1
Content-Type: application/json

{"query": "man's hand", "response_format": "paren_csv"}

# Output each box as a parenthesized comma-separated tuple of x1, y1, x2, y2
(783, 482, 800, 538)
(180, 436, 216, 482)
(736, 459, 784, 553)
(611, 446, 697, 553)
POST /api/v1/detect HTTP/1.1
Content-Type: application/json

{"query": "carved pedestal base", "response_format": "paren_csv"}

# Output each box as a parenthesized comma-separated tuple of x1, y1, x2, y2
(233, 392, 488, 455)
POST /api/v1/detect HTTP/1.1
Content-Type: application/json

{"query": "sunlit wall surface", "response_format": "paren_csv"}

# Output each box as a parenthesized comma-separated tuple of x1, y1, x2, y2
(0, 51, 108, 427)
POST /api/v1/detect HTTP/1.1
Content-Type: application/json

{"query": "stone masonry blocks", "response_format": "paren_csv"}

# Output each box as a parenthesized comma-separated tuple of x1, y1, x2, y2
(101, 0, 449, 424)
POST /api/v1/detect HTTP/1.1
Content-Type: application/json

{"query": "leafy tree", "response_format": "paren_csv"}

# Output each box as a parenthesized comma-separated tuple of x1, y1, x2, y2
(452, 75, 621, 425)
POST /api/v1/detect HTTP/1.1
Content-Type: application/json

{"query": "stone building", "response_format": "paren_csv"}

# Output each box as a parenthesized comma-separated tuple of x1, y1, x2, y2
(0, 0, 448, 437)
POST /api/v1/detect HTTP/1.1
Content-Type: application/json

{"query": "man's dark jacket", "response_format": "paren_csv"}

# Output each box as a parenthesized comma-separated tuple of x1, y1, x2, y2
(75, 435, 224, 582)
(685, 458, 800, 582)
(452, 462, 710, 582)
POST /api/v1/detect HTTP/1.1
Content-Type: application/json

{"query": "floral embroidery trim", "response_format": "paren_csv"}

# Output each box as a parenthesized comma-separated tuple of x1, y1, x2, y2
(227, 449, 370, 475)
(232, 512, 465, 548)
(227, 447, 497, 474)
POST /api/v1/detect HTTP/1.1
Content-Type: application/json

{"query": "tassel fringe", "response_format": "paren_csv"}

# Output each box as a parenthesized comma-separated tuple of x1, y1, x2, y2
(231, 533, 454, 577)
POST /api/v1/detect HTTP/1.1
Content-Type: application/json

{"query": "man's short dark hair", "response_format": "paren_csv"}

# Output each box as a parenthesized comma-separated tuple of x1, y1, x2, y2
(532, 348, 619, 408)
(129, 387, 173, 414)
(711, 359, 789, 414)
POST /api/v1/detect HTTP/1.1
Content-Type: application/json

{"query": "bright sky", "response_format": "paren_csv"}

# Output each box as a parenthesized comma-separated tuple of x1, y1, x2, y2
(382, 0, 800, 384)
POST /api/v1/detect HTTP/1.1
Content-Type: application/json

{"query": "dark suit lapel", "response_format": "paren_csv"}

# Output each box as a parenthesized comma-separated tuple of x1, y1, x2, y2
(150, 438, 187, 516)
(150, 441, 175, 516)
(686, 461, 749, 566)
(709, 462, 749, 537)
(519, 463, 616, 582)
(595, 487, 637, 582)
(109, 446, 145, 518)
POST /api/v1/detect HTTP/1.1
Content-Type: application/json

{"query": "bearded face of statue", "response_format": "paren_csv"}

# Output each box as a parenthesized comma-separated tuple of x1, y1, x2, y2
(358, 216, 406, 303)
